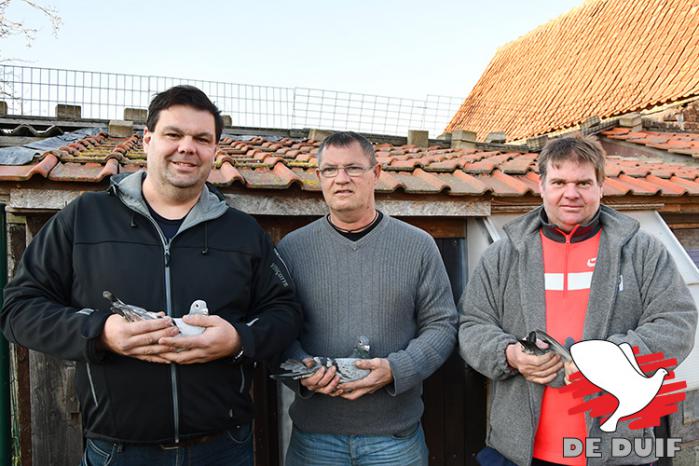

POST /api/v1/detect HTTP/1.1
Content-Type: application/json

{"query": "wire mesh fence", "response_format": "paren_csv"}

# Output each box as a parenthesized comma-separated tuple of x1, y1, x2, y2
(0, 65, 463, 137)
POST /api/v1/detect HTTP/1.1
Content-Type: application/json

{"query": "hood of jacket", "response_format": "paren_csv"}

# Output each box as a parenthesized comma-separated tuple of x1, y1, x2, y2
(109, 171, 229, 233)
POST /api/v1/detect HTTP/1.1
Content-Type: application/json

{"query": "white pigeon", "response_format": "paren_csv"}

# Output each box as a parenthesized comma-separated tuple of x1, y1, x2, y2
(570, 340, 667, 432)
(173, 300, 209, 337)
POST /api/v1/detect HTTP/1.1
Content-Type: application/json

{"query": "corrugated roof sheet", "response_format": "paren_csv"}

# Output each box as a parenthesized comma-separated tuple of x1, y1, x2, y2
(2, 131, 699, 198)
(446, 0, 699, 141)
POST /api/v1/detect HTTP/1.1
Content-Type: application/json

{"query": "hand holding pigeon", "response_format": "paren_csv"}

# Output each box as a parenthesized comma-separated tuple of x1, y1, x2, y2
(104, 291, 208, 336)
(506, 330, 564, 384)
(271, 336, 372, 391)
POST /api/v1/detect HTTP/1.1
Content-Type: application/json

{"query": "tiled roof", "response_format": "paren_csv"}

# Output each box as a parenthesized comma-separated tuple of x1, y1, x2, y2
(602, 127, 699, 158)
(446, 0, 699, 142)
(3, 131, 699, 199)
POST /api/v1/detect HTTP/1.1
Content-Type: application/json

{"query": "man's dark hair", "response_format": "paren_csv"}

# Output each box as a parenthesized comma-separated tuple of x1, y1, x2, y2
(146, 85, 224, 141)
(538, 136, 606, 184)
(317, 131, 377, 166)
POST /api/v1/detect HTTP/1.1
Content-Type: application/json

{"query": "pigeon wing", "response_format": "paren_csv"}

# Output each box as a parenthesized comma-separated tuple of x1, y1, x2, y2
(535, 329, 571, 361)
(271, 358, 322, 380)
(334, 358, 370, 383)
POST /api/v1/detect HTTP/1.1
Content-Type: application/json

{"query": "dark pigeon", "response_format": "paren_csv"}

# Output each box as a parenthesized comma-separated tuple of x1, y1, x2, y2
(272, 336, 371, 383)
(518, 329, 572, 362)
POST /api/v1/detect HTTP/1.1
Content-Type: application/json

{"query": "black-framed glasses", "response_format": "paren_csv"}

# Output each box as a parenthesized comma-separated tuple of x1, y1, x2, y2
(318, 165, 376, 178)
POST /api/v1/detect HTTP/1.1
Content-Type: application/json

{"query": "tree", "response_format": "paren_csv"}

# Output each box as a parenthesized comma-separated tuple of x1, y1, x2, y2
(0, 1, 61, 99)
(0, 0, 61, 47)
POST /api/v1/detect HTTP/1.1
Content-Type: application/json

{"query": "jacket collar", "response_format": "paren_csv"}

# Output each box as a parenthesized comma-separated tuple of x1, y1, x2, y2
(539, 208, 602, 243)
(109, 171, 228, 233)
(503, 204, 639, 252)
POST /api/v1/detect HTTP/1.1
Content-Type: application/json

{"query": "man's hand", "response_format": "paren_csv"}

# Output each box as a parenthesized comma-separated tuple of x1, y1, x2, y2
(336, 358, 393, 400)
(100, 313, 180, 363)
(506, 342, 562, 384)
(158, 314, 240, 364)
(564, 360, 578, 385)
(299, 359, 342, 396)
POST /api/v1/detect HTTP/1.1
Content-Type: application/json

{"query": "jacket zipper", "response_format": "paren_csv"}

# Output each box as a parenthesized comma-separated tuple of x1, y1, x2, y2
(163, 242, 180, 444)
(141, 215, 181, 444)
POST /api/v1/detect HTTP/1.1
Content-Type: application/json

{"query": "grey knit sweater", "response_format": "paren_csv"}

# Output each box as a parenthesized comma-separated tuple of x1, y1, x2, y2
(277, 215, 457, 435)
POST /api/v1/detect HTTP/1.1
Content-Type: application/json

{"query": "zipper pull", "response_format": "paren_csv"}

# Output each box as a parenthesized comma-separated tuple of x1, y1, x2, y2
(164, 244, 171, 267)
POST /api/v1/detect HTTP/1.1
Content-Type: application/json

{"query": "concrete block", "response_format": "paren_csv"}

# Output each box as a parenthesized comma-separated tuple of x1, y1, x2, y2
(222, 115, 232, 127)
(0, 101, 7, 116)
(56, 104, 81, 120)
(437, 132, 452, 141)
(527, 135, 549, 151)
(308, 128, 334, 142)
(581, 115, 601, 132)
(407, 130, 429, 148)
(619, 112, 642, 128)
(108, 120, 134, 138)
(485, 131, 507, 144)
(451, 129, 477, 149)
(123, 108, 147, 124)
(452, 129, 477, 143)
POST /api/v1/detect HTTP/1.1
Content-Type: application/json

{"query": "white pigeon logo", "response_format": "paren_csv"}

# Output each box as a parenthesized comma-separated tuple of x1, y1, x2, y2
(570, 340, 668, 433)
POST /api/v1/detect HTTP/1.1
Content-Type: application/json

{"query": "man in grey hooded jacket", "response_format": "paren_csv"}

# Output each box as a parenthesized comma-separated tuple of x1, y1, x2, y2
(459, 136, 697, 466)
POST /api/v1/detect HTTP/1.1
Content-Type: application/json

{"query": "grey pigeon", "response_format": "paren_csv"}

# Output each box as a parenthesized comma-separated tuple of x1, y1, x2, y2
(518, 329, 572, 362)
(173, 300, 209, 336)
(103, 291, 161, 322)
(272, 336, 371, 383)
(104, 292, 208, 337)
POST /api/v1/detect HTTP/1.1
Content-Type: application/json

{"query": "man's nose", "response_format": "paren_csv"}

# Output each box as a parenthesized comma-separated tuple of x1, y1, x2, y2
(334, 168, 351, 182)
(563, 183, 580, 198)
(178, 136, 196, 153)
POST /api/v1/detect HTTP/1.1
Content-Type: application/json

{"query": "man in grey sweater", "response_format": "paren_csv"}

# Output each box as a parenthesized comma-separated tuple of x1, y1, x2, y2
(277, 131, 458, 466)
(459, 137, 697, 466)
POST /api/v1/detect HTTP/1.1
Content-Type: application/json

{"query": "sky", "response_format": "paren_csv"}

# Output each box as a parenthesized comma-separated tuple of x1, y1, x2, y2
(4, 0, 582, 100)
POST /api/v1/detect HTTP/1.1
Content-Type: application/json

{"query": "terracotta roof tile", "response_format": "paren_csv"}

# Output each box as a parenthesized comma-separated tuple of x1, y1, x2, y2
(603, 129, 699, 160)
(3, 132, 699, 200)
(206, 162, 244, 187)
(603, 178, 632, 197)
(48, 160, 118, 183)
(446, 0, 699, 141)
(617, 174, 661, 195)
(0, 154, 59, 181)
(478, 170, 532, 197)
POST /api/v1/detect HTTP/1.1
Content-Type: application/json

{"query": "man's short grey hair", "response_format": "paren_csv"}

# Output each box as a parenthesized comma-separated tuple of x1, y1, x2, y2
(538, 136, 606, 184)
(316, 131, 377, 166)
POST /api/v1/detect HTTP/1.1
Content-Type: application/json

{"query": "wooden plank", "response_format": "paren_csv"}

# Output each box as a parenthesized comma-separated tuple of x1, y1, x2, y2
(22, 215, 83, 465)
(28, 354, 82, 465)
(462, 368, 487, 466)
(7, 220, 31, 466)
(401, 217, 466, 239)
(253, 367, 280, 466)
(443, 353, 467, 466)
(423, 360, 445, 465)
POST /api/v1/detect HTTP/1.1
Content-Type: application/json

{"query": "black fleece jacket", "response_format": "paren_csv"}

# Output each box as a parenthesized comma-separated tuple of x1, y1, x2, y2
(0, 172, 302, 443)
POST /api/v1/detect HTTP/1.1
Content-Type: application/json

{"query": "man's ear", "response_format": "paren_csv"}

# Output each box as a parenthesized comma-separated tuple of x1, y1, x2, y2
(142, 128, 152, 149)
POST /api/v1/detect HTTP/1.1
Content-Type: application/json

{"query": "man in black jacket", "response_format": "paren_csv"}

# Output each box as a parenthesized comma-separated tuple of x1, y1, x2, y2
(0, 85, 302, 465)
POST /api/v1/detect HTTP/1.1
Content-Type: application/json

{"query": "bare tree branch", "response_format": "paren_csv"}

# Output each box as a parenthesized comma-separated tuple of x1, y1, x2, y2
(0, 0, 61, 46)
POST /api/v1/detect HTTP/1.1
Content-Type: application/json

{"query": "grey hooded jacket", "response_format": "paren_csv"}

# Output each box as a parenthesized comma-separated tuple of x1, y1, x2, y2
(458, 205, 697, 466)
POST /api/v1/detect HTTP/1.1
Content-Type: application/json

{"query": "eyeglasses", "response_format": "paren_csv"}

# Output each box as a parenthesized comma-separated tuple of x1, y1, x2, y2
(318, 165, 376, 178)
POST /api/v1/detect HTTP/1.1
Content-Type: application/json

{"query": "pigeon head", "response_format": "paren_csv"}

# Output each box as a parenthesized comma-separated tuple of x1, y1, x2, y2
(189, 300, 209, 315)
(355, 336, 370, 358)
